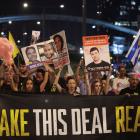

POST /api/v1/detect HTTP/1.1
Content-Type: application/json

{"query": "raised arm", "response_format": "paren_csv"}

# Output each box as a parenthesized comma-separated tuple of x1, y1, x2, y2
(76, 58, 84, 82)
(53, 67, 63, 93)
(39, 63, 49, 93)
(84, 67, 91, 95)
(105, 67, 112, 95)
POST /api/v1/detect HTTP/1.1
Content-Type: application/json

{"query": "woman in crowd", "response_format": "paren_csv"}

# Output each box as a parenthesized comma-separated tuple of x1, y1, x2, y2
(91, 79, 102, 95)
(23, 77, 34, 93)
(76, 58, 91, 95)
(53, 67, 80, 96)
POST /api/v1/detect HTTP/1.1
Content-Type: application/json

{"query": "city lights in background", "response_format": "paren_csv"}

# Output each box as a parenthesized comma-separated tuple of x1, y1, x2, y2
(17, 40, 21, 43)
(23, 2, 28, 8)
(8, 20, 12, 24)
(60, 4, 65, 8)
(131, 0, 136, 5)
(111, 36, 125, 55)
(37, 21, 41, 25)
(23, 32, 28, 35)
(1, 32, 5, 36)
(97, 11, 102, 15)
(80, 48, 84, 54)
(92, 25, 96, 29)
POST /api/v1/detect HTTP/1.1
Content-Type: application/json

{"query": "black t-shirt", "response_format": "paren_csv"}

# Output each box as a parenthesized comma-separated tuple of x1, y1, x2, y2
(18, 76, 28, 92)
(86, 60, 110, 71)
(62, 89, 80, 96)
(33, 76, 51, 93)
(0, 83, 13, 92)
(120, 87, 140, 95)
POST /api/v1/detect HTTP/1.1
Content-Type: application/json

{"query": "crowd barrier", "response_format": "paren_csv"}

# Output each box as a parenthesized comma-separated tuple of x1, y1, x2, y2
(0, 93, 140, 140)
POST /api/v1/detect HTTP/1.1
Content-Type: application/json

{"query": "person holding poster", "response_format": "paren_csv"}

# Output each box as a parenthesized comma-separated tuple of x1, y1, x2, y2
(86, 47, 110, 70)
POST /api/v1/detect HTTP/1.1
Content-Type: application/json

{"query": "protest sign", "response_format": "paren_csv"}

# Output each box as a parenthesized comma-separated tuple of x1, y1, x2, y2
(50, 30, 70, 68)
(83, 35, 110, 71)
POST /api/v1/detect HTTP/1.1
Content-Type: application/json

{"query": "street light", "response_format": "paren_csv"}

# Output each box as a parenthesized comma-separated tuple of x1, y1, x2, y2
(37, 21, 41, 25)
(92, 25, 96, 29)
(60, 4, 65, 9)
(17, 40, 21, 43)
(8, 20, 12, 24)
(23, 32, 28, 35)
(1, 32, 5, 36)
(23, 2, 28, 8)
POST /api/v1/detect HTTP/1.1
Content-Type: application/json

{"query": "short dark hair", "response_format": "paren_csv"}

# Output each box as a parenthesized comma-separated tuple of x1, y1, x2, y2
(66, 76, 76, 84)
(118, 64, 126, 71)
(25, 47, 36, 55)
(36, 68, 45, 77)
(53, 34, 64, 50)
(90, 47, 99, 53)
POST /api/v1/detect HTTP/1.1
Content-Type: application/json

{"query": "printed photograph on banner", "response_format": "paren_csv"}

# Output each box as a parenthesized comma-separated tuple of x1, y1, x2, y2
(30, 30, 40, 44)
(36, 39, 59, 65)
(50, 30, 70, 68)
(21, 45, 42, 69)
(83, 35, 111, 71)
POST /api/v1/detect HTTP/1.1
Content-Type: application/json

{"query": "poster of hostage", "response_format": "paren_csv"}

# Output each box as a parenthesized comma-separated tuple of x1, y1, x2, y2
(21, 39, 59, 69)
(83, 35, 111, 71)
(50, 30, 70, 68)
(21, 44, 42, 69)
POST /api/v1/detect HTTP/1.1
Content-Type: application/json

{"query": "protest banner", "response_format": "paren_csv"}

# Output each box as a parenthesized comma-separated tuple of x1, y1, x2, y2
(50, 30, 70, 68)
(0, 93, 139, 140)
(83, 35, 111, 71)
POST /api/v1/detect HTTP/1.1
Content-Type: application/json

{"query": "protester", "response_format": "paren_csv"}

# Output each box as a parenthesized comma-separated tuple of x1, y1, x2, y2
(112, 64, 129, 95)
(120, 74, 140, 95)
(91, 79, 102, 95)
(76, 58, 89, 95)
(23, 77, 34, 93)
(33, 63, 52, 93)
(0, 68, 18, 92)
(18, 62, 29, 91)
(53, 67, 80, 96)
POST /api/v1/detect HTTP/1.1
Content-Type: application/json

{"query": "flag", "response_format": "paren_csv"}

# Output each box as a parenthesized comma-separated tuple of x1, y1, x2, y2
(126, 29, 140, 66)
(67, 64, 74, 76)
(8, 32, 20, 58)
(133, 61, 140, 73)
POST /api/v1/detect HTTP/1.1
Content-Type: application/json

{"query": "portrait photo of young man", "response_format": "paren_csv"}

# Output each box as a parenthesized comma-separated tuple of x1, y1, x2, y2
(86, 47, 110, 71)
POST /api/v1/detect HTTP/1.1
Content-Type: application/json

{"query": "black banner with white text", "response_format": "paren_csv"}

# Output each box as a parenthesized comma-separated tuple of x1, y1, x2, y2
(0, 93, 140, 140)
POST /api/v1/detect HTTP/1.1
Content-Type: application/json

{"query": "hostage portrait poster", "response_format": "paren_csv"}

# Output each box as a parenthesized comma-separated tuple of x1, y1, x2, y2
(21, 44, 42, 69)
(83, 35, 111, 71)
(21, 39, 60, 69)
(50, 30, 70, 68)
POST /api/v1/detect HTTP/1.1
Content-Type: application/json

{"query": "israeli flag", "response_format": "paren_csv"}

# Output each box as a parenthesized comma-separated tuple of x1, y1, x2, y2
(126, 29, 140, 66)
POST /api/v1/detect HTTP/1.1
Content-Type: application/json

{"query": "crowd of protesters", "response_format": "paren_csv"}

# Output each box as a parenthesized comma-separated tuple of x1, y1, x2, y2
(0, 57, 140, 96)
